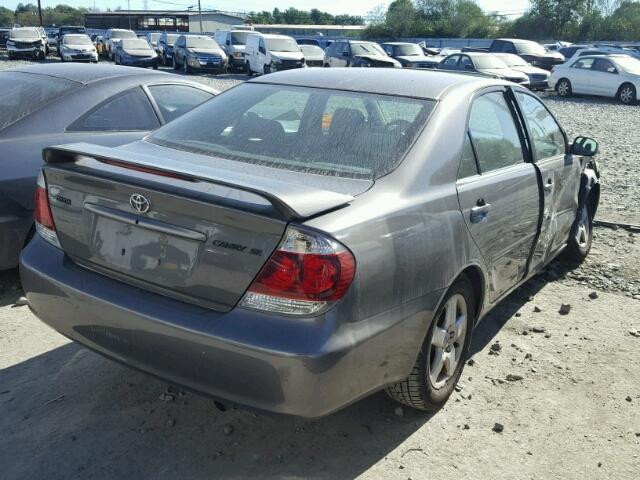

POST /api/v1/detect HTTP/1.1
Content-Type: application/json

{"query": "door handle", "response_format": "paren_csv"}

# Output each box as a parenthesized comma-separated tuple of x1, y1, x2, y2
(544, 179, 554, 192)
(470, 200, 491, 223)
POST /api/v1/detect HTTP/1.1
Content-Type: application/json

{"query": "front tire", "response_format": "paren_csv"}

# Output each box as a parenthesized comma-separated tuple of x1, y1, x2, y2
(183, 58, 190, 74)
(385, 276, 475, 411)
(173, 56, 179, 70)
(618, 83, 636, 105)
(564, 201, 593, 263)
(556, 78, 572, 97)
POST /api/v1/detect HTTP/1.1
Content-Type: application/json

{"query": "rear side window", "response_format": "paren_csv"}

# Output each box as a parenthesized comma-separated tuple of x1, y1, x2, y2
(572, 58, 594, 69)
(68, 87, 159, 132)
(468, 91, 524, 172)
(149, 83, 434, 180)
(147, 85, 214, 123)
(0, 72, 78, 131)
(457, 133, 479, 179)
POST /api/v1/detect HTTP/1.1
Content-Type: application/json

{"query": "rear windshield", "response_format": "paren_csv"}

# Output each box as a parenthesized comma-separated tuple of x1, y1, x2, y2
(395, 44, 423, 56)
(0, 72, 78, 131)
(149, 83, 434, 180)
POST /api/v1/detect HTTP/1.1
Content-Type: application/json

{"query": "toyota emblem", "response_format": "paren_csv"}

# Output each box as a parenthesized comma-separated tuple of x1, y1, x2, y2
(129, 194, 150, 213)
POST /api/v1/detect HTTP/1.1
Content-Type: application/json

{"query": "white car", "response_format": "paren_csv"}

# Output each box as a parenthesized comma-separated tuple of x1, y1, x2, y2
(103, 28, 137, 60)
(6, 27, 46, 60)
(245, 33, 305, 75)
(549, 54, 640, 105)
(59, 34, 98, 63)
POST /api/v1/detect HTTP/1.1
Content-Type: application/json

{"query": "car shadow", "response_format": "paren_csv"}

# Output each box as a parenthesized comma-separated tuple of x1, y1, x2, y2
(468, 258, 579, 358)
(0, 259, 578, 479)
(0, 268, 22, 308)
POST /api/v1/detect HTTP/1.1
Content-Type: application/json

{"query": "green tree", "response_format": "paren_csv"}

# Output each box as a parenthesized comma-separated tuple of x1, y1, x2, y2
(0, 6, 14, 26)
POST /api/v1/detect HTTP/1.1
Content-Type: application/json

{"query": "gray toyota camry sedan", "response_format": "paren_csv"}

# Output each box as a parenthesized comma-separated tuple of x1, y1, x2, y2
(20, 69, 600, 417)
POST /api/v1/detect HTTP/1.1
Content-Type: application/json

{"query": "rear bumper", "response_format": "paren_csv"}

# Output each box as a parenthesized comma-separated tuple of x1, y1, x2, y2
(20, 236, 439, 417)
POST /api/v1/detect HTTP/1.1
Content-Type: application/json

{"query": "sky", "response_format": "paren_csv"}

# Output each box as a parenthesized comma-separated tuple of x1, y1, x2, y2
(4, 0, 532, 18)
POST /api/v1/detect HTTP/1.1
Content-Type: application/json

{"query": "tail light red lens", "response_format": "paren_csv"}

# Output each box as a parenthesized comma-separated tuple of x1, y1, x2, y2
(34, 186, 55, 230)
(240, 227, 356, 315)
(34, 170, 61, 247)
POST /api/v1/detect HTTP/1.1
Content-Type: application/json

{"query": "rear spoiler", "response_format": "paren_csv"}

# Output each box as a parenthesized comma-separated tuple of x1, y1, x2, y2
(43, 143, 354, 221)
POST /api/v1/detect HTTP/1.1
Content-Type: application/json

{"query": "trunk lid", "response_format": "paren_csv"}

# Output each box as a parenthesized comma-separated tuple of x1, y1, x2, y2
(42, 142, 363, 311)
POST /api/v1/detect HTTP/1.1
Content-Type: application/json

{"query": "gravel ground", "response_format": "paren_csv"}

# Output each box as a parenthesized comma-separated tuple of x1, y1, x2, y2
(1, 54, 639, 479)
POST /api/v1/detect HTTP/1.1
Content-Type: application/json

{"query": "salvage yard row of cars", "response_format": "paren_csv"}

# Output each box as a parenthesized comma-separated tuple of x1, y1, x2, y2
(4, 25, 640, 103)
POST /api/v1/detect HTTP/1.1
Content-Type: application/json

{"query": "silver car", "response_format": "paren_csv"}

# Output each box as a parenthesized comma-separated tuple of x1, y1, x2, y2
(21, 69, 600, 417)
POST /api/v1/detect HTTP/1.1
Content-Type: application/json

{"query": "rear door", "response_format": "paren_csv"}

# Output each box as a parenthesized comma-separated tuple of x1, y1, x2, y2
(568, 58, 594, 93)
(456, 89, 541, 302)
(513, 90, 579, 269)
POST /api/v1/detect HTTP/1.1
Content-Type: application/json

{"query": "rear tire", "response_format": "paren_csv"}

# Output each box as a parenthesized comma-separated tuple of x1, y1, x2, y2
(564, 200, 593, 263)
(556, 78, 572, 97)
(618, 83, 636, 105)
(385, 276, 475, 411)
(173, 56, 179, 70)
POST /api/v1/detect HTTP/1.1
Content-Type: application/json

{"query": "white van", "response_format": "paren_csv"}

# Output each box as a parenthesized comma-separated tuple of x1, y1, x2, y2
(245, 33, 305, 75)
(214, 30, 253, 72)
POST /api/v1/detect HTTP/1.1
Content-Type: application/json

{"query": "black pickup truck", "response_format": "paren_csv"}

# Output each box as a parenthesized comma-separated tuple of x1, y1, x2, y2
(464, 38, 565, 70)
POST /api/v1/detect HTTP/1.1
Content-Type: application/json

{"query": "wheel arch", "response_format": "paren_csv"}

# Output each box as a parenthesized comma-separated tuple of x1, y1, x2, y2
(448, 264, 486, 325)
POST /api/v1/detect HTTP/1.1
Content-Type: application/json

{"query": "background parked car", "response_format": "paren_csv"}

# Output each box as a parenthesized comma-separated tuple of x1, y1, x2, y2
(494, 53, 550, 89)
(299, 44, 324, 67)
(115, 38, 159, 69)
(157, 32, 180, 66)
(0, 28, 10, 49)
(214, 29, 251, 72)
(145, 32, 161, 50)
(558, 44, 590, 60)
(550, 54, 640, 104)
(324, 40, 401, 68)
(59, 34, 98, 63)
(245, 33, 304, 75)
(437, 52, 530, 86)
(6, 27, 46, 60)
(20, 69, 599, 418)
(103, 28, 137, 60)
(35, 26, 50, 55)
(467, 38, 565, 70)
(381, 41, 441, 69)
(172, 34, 227, 74)
(0, 63, 217, 271)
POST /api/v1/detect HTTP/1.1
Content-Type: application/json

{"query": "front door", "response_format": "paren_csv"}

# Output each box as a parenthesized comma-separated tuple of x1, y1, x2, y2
(456, 89, 541, 302)
(588, 58, 622, 97)
(513, 91, 581, 270)
(568, 58, 595, 94)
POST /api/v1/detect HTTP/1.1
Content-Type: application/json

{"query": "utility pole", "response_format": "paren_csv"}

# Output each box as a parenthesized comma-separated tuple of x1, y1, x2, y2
(127, 0, 131, 30)
(198, 0, 203, 33)
(37, 0, 43, 26)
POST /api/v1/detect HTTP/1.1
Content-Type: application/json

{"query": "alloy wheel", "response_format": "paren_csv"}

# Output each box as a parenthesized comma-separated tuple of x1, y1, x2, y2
(558, 81, 569, 96)
(429, 293, 467, 389)
(620, 86, 634, 104)
(575, 203, 590, 249)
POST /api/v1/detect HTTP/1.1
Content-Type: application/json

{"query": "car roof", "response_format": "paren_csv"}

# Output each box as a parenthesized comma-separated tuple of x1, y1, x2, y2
(496, 38, 537, 44)
(5, 63, 168, 85)
(249, 68, 506, 101)
(382, 42, 415, 46)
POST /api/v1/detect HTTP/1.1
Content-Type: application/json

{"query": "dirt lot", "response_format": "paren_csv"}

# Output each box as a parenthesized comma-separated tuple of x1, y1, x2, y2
(0, 55, 639, 479)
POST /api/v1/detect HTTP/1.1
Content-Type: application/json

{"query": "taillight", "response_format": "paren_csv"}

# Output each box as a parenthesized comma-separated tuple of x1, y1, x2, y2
(240, 227, 355, 315)
(34, 170, 61, 248)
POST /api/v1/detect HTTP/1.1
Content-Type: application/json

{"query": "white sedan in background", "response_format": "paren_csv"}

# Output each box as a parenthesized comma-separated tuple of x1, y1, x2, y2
(549, 54, 640, 104)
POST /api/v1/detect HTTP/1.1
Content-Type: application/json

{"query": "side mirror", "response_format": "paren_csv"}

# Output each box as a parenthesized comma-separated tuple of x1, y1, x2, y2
(464, 64, 473, 70)
(571, 136, 598, 157)
(342, 51, 350, 57)
(226, 40, 230, 46)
